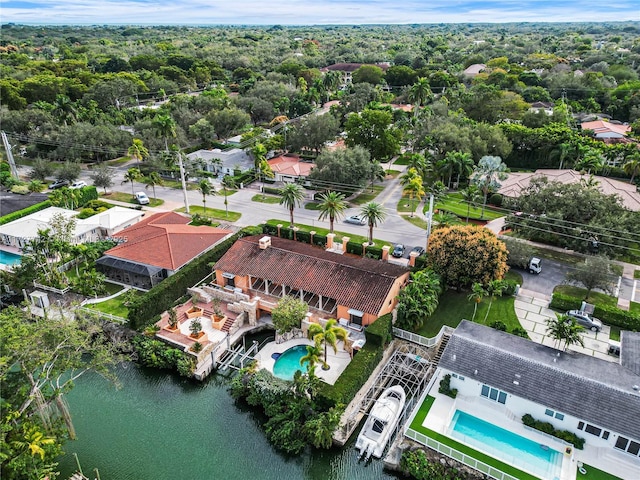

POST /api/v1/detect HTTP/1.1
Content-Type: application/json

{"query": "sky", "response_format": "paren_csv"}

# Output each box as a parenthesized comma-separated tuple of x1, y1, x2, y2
(1, 0, 639, 25)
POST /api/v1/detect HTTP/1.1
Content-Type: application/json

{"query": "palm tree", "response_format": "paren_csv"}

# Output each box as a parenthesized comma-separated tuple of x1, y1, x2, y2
(122, 167, 142, 196)
(432, 211, 459, 229)
(408, 77, 433, 117)
(467, 283, 487, 321)
(307, 319, 348, 370)
(198, 179, 215, 214)
(451, 152, 475, 188)
(460, 185, 481, 224)
(144, 171, 163, 200)
(360, 202, 387, 245)
(300, 344, 321, 373)
(127, 138, 149, 163)
(546, 314, 585, 351)
(470, 156, 509, 219)
(279, 183, 305, 227)
(221, 175, 236, 218)
(623, 152, 640, 184)
(317, 191, 347, 233)
(257, 158, 274, 198)
(153, 114, 190, 213)
(575, 149, 604, 175)
(483, 279, 508, 322)
(322, 71, 342, 102)
(401, 171, 425, 218)
(52, 94, 76, 126)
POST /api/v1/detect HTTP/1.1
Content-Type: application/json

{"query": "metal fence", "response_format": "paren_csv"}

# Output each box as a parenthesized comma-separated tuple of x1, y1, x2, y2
(393, 325, 455, 347)
(404, 428, 520, 480)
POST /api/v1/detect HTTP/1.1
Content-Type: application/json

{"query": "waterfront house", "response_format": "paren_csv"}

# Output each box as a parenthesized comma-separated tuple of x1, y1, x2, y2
(96, 212, 233, 290)
(212, 235, 410, 329)
(412, 321, 640, 479)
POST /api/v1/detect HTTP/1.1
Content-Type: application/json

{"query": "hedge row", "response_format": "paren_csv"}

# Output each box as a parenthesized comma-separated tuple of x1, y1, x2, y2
(127, 228, 260, 329)
(261, 224, 384, 260)
(522, 414, 585, 449)
(550, 292, 640, 331)
(227, 171, 256, 187)
(319, 314, 391, 406)
(0, 200, 51, 225)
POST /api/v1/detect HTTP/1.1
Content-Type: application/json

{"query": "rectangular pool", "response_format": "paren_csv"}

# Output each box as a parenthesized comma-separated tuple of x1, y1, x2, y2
(0, 250, 22, 267)
(450, 410, 562, 480)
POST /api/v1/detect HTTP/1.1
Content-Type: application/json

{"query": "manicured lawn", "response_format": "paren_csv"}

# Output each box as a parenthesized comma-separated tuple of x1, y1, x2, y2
(264, 219, 392, 247)
(104, 156, 133, 167)
(553, 285, 618, 307)
(304, 202, 322, 210)
(385, 169, 401, 177)
(436, 192, 503, 221)
(416, 271, 523, 338)
(402, 215, 428, 230)
(160, 179, 198, 190)
(350, 185, 384, 205)
(176, 206, 241, 222)
(102, 191, 164, 207)
(252, 194, 281, 204)
(609, 326, 621, 342)
(635, 270, 640, 279)
(577, 464, 622, 480)
(85, 295, 131, 318)
(629, 301, 640, 314)
(409, 396, 538, 480)
(397, 196, 420, 214)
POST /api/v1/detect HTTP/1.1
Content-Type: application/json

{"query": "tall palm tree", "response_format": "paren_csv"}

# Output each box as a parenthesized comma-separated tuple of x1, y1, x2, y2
(279, 183, 305, 227)
(408, 77, 433, 117)
(307, 319, 348, 370)
(153, 114, 190, 213)
(317, 191, 347, 233)
(623, 152, 640, 184)
(451, 152, 474, 188)
(460, 185, 481, 224)
(144, 171, 163, 200)
(127, 138, 149, 163)
(257, 159, 274, 198)
(52, 94, 76, 126)
(360, 202, 387, 245)
(322, 71, 342, 102)
(300, 344, 321, 373)
(483, 279, 508, 322)
(221, 175, 236, 218)
(467, 283, 487, 321)
(197, 179, 215, 214)
(470, 156, 509, 219)
(122, 167, 142, 196)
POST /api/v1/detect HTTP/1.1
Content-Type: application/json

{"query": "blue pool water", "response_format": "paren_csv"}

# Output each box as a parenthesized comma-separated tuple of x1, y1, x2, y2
(451, 410, 562, 479)
(0, 250, 22, 267)
(272, 345, 309, 381)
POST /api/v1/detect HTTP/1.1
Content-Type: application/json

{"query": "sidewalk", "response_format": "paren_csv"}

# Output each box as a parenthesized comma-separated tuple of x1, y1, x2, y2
(515, 288, 617, 363)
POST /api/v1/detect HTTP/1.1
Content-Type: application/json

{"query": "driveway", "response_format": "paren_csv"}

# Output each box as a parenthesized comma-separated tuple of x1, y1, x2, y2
(517, 259, 569, 297)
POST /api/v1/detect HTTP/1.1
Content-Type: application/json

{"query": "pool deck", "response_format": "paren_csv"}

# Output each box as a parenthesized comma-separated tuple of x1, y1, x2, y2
(255, 338, 352, 385)
(419, 392, 639, 480)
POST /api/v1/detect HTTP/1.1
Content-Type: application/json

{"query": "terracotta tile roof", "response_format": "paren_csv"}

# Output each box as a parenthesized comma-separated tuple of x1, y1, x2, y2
(104, 212, 232, 271)
(268, 154, 315, 177)
(498, 169, 640, 211)
(581, 120, 631, 137)
(214, 236, 409, 316)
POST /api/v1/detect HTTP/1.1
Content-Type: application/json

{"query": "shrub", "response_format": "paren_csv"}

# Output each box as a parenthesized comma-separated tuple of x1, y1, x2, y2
(522, 413, 585, 449)
(438, 373, 458, 398)
(0, 200, 51, 225)
(401, 449, 461, 480)
(365, 313, 392, 347)
(511, 327, 529, 338)
(489, 320, 507, 331)
(489, 193, 503, 206)
(133, 336, 195, 377)
(10, 185, 29, 195)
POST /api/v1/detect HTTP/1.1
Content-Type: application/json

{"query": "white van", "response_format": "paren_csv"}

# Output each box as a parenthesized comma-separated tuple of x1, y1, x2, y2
(134, 191, 150, 205)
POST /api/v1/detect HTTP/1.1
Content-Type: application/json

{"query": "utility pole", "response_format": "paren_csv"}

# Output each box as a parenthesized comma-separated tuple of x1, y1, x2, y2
(177, 151, 190, 214)
(1, 131, 20, 180)
(425, 194, 434, 252)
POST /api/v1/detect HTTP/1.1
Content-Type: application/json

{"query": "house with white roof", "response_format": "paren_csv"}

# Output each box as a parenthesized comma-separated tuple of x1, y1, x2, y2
(187, 148, 254, 177)
(0, 206, 144, 250)
(409, 321, 640, 480)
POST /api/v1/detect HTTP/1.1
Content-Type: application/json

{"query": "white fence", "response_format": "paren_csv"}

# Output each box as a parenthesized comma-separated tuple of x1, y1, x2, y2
(393, 325, 455, 347)
(33, 281, 71, 295)
(77, 306, 127, 324)
(405, 428, 519, 480)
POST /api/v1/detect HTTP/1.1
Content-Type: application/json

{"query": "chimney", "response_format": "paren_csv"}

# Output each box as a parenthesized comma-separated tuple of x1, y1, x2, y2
(382, 245, 390, 261)
(409, 250, 419, 267)
(326, 233, 335, 249)
(259, 236, 271, 249)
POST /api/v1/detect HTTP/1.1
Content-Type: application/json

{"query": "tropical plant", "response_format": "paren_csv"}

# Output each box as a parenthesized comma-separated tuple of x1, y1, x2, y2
(467, 282, 488, 321)
(623, 151, 640, 184)
(546, 314, 585, 351)
(307, 319, 348, 370)
(299, 344, 321, 373)
(122, 167, 142, 196)
(407, 77, 433, 117)
(127, 138, 149, 163)
(271, 296, 308, 334)
(470, 155, 509, 218)
(400, 167, 425, 218)
(483, 279, 508, 322)
(317, 191, 347, 233)
(279, 183, 305, 227)
(189, 318, 202, 337)
(221, 175, 236, 218)
(168, 307, 178, 328)
(359, 201, 387, 245)
(197, 179, 215, 213)
(396, 269, 442, 330)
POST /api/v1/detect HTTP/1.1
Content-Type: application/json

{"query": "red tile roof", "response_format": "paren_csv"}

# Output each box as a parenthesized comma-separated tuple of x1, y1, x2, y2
(104, 212, 232, 270)
(214, 236, 409, 316)
(581, 120, 630, 137)
(268, 154, 315, 177)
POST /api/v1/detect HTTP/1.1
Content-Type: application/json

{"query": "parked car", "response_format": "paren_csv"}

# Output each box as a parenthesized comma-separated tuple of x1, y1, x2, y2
(134, 191, 150, 205)
(392, 244, 405, 258)
(345, 215, 366, 225)
(69, 181, 87, 189)
(49, 179, 69, 189)
(565, 310, 603, 332)
(410, 246, 425, 256)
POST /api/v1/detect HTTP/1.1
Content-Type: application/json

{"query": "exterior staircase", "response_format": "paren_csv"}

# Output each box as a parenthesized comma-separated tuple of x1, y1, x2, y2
(432, 334, 451, 366)
(221, 317, 235, 333)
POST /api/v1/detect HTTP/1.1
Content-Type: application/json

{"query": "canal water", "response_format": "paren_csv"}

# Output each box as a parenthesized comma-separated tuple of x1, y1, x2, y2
(58, 363, 399, 480)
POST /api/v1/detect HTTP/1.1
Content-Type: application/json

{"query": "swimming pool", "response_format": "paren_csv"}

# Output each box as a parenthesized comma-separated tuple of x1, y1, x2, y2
(0, 250, 22, 267)
(272, 345, 309, 381)
(450, 410, 562, 480)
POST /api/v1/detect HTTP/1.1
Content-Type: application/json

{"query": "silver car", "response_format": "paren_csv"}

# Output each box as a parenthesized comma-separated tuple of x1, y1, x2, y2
(345, 215, 366, 225)
(565, 310, 603, 332)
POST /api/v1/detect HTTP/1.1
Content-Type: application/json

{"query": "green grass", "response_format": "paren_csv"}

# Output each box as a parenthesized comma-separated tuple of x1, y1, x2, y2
(553, 285, 618, 307)
(409, 396, 538, 480)
(102, 191, 164, 207)
(397, 196, 419, 214)
(609, 326, 621, 341)
(176, 206, 241, 222)
(629, 302, 640, 314)
(252, 194, 281, 204)
(85, 295, 130, 318)
(577, 464, 622, 480)
(104, 156, 133, 167)
(416, 271, 523, 338)
(392, 157, 411, 166)
(350, 185, 384, 206)
(436, 192, 503, 221)
(264, 219, 392, 247)
(385, 169, 401, 177)
(635, 270, 640, 279)
(161, 179, 198, 190)
(304, 202, 322, 210)
(402, 215, 428, 230)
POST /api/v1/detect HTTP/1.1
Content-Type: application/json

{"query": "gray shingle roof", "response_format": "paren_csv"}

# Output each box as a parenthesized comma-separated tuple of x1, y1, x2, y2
(439, 321, 640, 441)
(621, 331, 640, 376)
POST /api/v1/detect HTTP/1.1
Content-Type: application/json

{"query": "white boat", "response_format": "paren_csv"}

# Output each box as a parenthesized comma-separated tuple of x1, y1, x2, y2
(356, 385, 406, 459)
